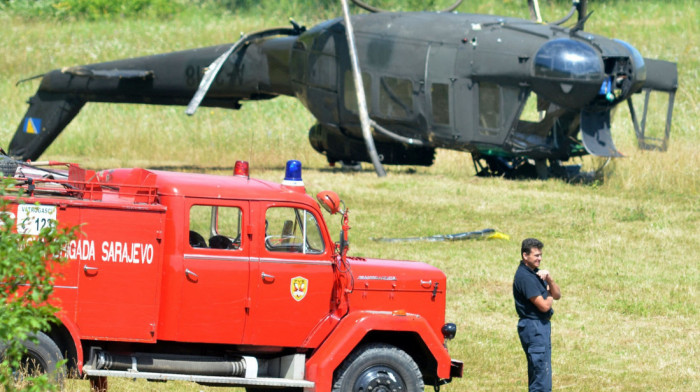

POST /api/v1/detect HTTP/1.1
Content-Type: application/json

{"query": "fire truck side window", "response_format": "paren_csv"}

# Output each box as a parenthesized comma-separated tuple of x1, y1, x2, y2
(189, 205, 242, 250)
(265, 207, 324, 254)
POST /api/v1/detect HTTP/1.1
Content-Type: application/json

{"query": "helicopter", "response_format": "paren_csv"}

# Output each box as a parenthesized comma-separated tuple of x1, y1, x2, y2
(7, 0, 677, 179)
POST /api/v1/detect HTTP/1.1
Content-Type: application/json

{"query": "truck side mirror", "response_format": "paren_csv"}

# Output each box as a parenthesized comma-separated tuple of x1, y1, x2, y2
(316, 191, 344, 215)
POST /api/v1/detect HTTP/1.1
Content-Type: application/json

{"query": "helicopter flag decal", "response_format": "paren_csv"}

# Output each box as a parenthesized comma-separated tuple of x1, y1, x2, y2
(23, 117, 41, 135)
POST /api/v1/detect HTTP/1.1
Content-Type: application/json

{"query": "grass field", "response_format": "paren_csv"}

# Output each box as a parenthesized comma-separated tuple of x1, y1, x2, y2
(0, 0, 698, 391)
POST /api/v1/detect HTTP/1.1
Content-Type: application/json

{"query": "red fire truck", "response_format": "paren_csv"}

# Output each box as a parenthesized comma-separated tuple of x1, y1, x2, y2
(1, 157, 462, 391)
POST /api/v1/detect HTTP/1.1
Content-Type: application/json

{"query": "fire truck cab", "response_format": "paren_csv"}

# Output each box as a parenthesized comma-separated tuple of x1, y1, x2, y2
(1, 157, 462, 391)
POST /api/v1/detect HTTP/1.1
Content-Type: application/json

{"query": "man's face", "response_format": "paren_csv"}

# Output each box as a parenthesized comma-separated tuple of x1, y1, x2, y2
(522, 247, 542, 270)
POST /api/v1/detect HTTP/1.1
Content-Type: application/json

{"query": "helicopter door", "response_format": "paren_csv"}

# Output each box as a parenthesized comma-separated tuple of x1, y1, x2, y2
(453, 78, 477, 143)
(477, 83, 522, 145)
(426, 44, 456, 142)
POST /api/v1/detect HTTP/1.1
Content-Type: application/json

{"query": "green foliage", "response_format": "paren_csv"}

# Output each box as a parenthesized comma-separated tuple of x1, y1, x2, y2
(0, 0, 184, 20)
(0, 0, 539, 20)
(0, 180, 76, 391)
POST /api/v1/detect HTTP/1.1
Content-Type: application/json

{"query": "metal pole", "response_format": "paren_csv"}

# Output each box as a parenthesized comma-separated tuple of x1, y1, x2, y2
(340, 0, 386, 177)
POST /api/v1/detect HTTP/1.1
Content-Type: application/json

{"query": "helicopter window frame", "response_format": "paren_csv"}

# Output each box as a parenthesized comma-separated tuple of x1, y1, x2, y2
(478, 82, 502, 130)
(343, 70, 372, 114)
(308, 53, 337, 91)
(378, 76, 414, 120)
(430, 82, 451, 125)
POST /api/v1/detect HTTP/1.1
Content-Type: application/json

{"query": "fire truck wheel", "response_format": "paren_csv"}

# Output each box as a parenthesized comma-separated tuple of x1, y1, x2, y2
(0, 332, 66, 385)
(332, 343, 424, 392)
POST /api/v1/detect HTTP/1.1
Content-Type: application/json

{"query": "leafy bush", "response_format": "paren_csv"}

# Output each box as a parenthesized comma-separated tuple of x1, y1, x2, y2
(0, 180, 77, 391)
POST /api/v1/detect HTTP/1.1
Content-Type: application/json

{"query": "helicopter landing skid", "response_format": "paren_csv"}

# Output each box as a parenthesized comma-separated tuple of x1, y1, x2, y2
(473, 156, 603, 183)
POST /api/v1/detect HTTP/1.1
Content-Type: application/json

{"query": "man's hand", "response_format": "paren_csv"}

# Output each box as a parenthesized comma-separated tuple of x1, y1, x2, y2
(537, 269, 561, 300)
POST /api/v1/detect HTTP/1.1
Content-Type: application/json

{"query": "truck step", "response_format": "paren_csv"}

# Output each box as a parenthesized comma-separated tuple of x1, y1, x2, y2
(82, 366, 314, 388)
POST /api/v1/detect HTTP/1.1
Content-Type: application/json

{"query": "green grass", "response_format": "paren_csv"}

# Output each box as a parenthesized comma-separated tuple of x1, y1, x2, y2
(1, 1, 698, 391)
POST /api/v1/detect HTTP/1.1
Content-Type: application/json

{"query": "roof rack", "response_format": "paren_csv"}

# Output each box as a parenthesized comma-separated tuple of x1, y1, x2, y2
(1, 156, 158, 204)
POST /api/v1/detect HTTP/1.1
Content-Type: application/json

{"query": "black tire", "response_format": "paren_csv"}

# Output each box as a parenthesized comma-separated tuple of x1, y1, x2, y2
(332, 343, 424, 392)
(0, 332, 66, 385)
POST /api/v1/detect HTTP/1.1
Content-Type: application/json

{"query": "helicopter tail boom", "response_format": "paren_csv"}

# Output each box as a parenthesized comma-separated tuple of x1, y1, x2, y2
(8, 35, 298, 161)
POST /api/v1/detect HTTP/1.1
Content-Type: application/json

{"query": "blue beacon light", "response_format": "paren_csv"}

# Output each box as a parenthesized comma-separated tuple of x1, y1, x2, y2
(283, 160, 304, 186)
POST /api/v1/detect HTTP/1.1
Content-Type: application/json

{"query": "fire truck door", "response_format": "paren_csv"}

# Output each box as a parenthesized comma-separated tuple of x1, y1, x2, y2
(177, 201, 249, 344)
(76, 207, 165, 341)
(244, 203, 334, 347)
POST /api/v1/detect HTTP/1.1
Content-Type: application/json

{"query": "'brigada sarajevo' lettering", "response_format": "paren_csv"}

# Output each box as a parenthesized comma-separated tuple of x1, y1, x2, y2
(101, 241, 154, 264)
(63, 240, 154, 264)
(65, 239, 96, 261)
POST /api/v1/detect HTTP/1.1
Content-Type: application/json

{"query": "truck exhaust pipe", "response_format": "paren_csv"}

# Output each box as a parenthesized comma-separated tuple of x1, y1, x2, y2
(90, 350, 249, 377)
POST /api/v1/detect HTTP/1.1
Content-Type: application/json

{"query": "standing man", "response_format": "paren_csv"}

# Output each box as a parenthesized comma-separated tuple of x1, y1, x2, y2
(513, 238, 561, 392)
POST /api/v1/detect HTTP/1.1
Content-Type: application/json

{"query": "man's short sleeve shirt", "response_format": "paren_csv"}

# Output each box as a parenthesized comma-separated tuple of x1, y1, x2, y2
(513, 261, 553, 320)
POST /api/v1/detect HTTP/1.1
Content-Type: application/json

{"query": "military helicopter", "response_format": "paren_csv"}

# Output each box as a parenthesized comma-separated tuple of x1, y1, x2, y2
(7, 0, 677, 179)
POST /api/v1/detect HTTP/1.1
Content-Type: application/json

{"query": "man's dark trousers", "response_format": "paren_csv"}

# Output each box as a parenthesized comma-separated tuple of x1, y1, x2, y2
(517, 318, 552, 392)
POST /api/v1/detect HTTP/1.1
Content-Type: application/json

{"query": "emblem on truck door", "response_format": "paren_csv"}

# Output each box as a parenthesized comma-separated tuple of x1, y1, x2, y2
(290, 276, 308, 301)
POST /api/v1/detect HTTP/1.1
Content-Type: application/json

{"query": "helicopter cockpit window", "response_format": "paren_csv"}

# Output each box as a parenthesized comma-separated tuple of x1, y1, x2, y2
(533, 39, 603, 81)
(478, 82, 501, 129)
(343, 71, 372, 113)
(431, 83, 450, 125)
(265, 207, 324, 254)
(379, 76, 413, 119)
(189, 205, 242, 250)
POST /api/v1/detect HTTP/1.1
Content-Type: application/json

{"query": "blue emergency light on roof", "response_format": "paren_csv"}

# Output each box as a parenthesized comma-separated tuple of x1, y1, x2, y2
(234, 160, 249, 177)
(283, 160, 304, 186)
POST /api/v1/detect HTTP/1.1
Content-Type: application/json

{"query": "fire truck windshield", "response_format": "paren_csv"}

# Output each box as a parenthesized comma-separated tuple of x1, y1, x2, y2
(264, 206, 324, 254)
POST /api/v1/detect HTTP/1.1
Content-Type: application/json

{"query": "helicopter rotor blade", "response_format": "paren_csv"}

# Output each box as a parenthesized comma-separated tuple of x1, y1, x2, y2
(341, 0, 386, 177)
(186, 25, 304, 116)
(551, 5, 577, 26)
(580, 109, 623, 158)
(528, 0, 542, 23)
(186, 34, 246, 116)
(439, 0, 464, 13)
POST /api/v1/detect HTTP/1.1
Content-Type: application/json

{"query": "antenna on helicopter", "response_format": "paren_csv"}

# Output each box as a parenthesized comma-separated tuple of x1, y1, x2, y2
(551, 0, 588, 27)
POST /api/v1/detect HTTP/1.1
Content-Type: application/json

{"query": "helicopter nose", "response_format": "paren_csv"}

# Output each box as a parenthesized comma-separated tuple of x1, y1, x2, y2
(530, 38, 605, 109)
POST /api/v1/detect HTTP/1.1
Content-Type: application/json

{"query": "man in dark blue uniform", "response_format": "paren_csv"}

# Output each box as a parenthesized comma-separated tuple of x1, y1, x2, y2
(513, 238, 561, 392)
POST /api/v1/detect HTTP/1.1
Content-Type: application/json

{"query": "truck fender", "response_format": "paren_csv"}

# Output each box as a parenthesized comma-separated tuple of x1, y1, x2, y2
(304, 310, 450, 392)
(53, 312, 84, 372)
